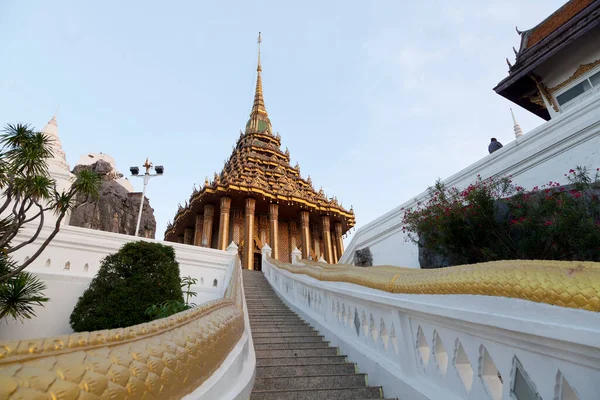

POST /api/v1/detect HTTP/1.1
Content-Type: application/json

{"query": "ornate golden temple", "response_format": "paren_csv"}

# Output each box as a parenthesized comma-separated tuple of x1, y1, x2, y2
(164, 34, 355, 269)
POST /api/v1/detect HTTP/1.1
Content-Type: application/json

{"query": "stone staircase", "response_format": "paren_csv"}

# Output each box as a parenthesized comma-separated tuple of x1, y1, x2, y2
(243, 270, 395, 400)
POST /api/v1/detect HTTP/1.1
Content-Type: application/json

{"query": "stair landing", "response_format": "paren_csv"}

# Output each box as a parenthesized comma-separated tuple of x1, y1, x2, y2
(243, 270, 395, 400)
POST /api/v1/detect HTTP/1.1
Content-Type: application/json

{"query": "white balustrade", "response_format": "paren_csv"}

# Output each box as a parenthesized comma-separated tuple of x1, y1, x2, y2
(262, 254, 600, 400)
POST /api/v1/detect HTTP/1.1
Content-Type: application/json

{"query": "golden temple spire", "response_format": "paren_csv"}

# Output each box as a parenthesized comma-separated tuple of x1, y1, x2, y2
(246, 32, 271, 133)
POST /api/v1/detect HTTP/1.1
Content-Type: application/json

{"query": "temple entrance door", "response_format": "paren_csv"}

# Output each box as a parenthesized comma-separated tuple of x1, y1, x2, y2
(254, 252, 262, 271)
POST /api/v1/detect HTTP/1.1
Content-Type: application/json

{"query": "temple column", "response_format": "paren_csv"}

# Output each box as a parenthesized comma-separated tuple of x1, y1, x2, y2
(300, 211, 311, 260)
(311, 225, 320, 259)
(194, 214, 204, 246)
(217, 196, 232, 250)
(332, 239, 339, 263)
(243, 198, 256, 269)
(289, 221, 297, 257)
(269, 203, 279, 259)
(334, 222, 344, 259)
(322, 215, 333, 264)
(201, 204, 215, 247)
(183, 228, 194, 245)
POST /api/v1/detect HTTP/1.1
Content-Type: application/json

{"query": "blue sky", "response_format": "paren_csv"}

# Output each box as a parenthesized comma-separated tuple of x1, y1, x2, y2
(0, 0, 566, 242)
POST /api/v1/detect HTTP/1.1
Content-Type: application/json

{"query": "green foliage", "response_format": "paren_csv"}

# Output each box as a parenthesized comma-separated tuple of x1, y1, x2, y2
(0, 123, 101, 284)
(402, 167, 600, 266)
(0, 122, 100, 322)
(145, 300, 189, 320)
(0, 255, 48, 322)
(69, 241, 184, 331)
(145, 276, 198, 321)
(181, 276, 197, 306)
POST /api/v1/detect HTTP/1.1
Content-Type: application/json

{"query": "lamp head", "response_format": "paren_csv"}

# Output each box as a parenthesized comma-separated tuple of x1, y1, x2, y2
(130, 166, 139, 176)
(154, 165, 164, 175)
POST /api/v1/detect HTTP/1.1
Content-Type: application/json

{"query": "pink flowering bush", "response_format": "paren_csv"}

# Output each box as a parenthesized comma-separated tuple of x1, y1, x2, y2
(402, 167, 600, 267)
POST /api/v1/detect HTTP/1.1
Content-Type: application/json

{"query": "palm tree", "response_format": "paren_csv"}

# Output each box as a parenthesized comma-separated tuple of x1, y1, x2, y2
(0, 256, 48, 322)
(0, 122, 101, 321)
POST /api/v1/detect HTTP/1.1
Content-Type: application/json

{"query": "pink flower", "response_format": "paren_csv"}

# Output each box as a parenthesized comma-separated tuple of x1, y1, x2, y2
(569, 169, 575, 174)
(544, 220, 553, 227)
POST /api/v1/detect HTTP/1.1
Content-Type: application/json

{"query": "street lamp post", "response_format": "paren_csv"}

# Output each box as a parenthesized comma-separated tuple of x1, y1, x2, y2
(130, 158, 164, 237)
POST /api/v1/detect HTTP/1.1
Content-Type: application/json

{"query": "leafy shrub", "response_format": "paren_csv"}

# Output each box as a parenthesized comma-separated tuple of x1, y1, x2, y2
(402, 167, 600, 266)
(145, 299, 189, 320)
(69, 241, 183, 332)
(145, 276, 198, 321)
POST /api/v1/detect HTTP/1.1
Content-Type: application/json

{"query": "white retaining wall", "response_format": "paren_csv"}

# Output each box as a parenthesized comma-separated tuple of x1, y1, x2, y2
(1, 224, 235, 340)
(184, 249, 256, 400)
(263, 253, 600, 400)
(341, 96, 600, 268)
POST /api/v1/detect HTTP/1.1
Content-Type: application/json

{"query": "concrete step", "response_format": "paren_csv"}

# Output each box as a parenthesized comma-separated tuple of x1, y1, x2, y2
(253, 336, 324, 344)
(256, 355, 348, 366)
(254, 342, 331, 351)
(251, 327, 317, 334)
(250, 324, 310, 329)
(250, 320, 307, 326)
(249, 386, 384, 400)
(253, 374, 368, 391)
(255, 348, 338, 358)
(256, 363, 357, 378)
(244, 269, 389, 399)
(248, 312, 298, 317)
(252, 330, 318, 337)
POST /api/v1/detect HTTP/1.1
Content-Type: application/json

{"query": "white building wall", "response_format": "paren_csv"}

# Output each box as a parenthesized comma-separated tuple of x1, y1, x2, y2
(535, 25, 600, 89)
(1, 224, 234, 341)
(341, 95, 600, 267)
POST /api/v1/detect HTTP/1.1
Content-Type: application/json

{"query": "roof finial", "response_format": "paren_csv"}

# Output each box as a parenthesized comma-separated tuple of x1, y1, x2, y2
(511, 108, 523, 138)
(257, 32, 262, 72)
(516, 26, 523, 35)
(247, 31, 270, 133)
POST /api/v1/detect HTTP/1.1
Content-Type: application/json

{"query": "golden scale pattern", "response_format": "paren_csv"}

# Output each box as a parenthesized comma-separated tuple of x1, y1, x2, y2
(269, 258, 600, 312)
(0, 260, 245, 400)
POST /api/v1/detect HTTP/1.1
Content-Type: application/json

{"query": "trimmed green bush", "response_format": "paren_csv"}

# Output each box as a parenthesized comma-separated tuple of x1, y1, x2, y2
(70, 241, 183, 332)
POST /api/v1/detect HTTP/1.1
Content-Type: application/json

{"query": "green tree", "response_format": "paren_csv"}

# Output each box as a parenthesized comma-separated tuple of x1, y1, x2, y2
(70, 241, 184, 331)
(0, 122, 100, 321)
(0, 255, 48, 321)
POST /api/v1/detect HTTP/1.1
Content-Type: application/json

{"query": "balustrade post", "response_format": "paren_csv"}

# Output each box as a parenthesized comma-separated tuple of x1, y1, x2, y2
(261, 244, 272, 273)
(291, 247, 302, 265)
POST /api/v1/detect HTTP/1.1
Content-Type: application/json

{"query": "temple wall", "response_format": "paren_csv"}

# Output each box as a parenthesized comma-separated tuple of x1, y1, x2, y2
(185, 207, 341, 266)
(341, 95, 600, 268)
(278, 221, 290, 263)
(1, 224, 234, 341)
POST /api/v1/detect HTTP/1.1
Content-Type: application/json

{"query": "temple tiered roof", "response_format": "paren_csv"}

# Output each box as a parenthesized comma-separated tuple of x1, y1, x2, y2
(164, 35, 355, 242)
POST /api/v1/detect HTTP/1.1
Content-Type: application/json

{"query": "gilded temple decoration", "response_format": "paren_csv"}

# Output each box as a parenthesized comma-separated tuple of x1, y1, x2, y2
(0, 258, 245, 399)
(269, 258, 600, 312)
(165, 34, 355, 261)
(548, 58, 600, 94)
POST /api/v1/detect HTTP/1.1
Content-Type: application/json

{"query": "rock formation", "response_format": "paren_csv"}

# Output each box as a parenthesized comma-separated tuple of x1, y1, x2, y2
(69, 160, 156, 238)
